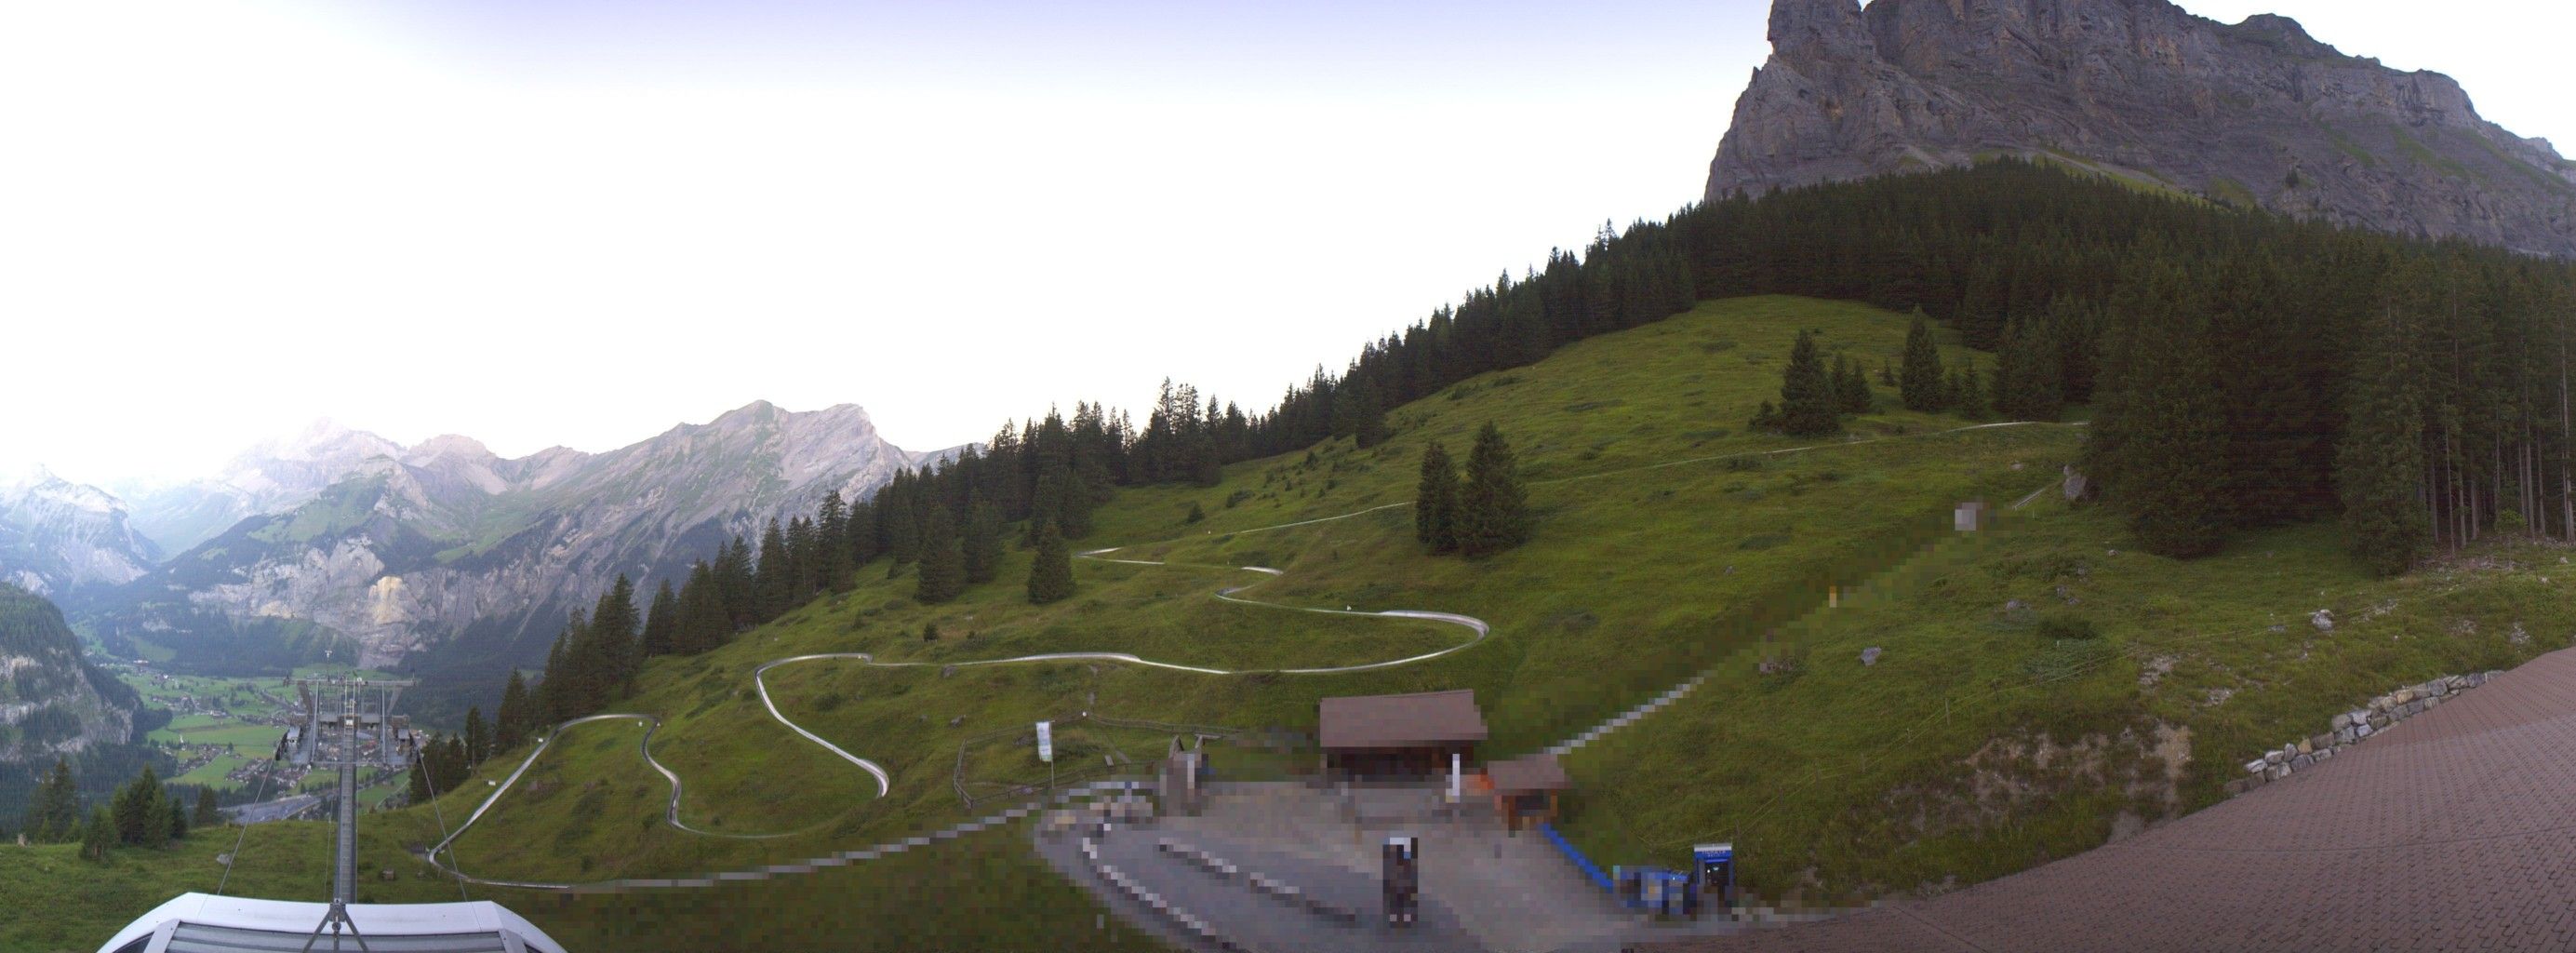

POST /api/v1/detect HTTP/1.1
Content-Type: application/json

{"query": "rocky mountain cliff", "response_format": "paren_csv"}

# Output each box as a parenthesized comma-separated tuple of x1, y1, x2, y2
(1711, 0, 2576, 258)
(96, 401, 953, 692)
(0, 584, 139, 762)
(0, 466, 161, 597)
(118, 419, 407, 556)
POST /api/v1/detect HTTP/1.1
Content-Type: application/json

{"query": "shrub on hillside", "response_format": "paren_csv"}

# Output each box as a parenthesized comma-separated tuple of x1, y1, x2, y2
(2035, 614, 2099, 641)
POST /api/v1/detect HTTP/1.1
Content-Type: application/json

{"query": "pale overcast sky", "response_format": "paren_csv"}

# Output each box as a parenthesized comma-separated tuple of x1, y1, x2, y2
(1, 0, 2567, 487)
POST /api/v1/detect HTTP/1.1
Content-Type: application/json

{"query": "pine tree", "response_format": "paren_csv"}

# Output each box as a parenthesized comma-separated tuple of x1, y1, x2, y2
(1457, 423, 1532, 557)
(640, 580, 679, 658)
(914, 505, 967, 603)
(1774, 330, 1841, 436)
(407, 756, 432, 806)
(962, 503, 1005, 584)
(2339, 304, 2430, 575)
(1900, 311, 1947, 411)
(193, 785, 220, 828)
(32, 757, 77, 842)
(675, 562, 727, 654)
(715, 532, 752, 628)
(817, 490, 857, 591)
(2102, 297, 2232, 557)
(167, 796, 187, 843)
(463, 706, 488, 767)
(1834, 354, 1873, 414)
(1056, 471, 1096, 538)
(884, 498, 923, 567)
(496, 670, 531, 752)
(1026, 520, 1075, 605)
(113, 765, 165, 846)
(1415, 441, 1462, 554)
(80, 805, 113, 862)
(755, 519, 794, 618)
(540, 611, 585, 721)
(1995, 316, 2064, 421)
(593, 575, 640, 700)
(1950, 365, 1990, 420)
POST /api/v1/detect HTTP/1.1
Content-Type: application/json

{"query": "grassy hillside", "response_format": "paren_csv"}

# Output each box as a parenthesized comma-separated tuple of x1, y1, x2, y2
(1556, 501, 2576, 905)
(28, 293, 2563, 946)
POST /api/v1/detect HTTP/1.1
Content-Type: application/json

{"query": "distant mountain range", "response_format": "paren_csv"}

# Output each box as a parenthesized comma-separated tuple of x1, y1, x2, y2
(1715, 0, 2576, 257)
(0, 402, 959, 716)
(0, 466, 162, 597)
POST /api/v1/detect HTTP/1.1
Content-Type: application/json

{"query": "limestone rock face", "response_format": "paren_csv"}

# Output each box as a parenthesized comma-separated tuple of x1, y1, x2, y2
(1708, 0, 2576, 258)
(0, 584, 138, 762)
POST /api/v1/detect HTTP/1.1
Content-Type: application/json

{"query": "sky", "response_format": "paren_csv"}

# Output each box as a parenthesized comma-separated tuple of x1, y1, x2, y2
(1, 0, 2569, 488)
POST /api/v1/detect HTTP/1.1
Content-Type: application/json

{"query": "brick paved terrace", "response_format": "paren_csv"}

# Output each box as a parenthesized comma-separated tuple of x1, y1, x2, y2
(1665, 646, 2576, 952)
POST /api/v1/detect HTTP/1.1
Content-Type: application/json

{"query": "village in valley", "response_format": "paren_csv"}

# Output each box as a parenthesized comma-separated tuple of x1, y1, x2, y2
(102, 656, 413, 819)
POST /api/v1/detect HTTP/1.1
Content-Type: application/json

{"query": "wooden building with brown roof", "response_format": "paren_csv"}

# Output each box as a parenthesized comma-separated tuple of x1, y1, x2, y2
(1317, 689, 1488, 780)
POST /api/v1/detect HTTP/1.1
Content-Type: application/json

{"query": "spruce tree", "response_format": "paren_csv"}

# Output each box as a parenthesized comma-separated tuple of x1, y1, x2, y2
(1900, 311, 1947, 411)
(787, 516, 821, 597)
(962, 503, 1005, 584)
(2338, 305, 2429, 575)
(1057, 471, 1096, 538)
(1775, 330, 1841, 436)
(1457, 423, 1532, 557)
(1834, 354, 1873, 414)
(496, 671, 530, 752)
(2107, 303, 2231, 557)
(32, 757, 76, 841)
(675, 562, 727, 654)
(713, 536, 757, 628)
(167, 797, 187, 843)
(593, 576, 640, 700)
(407, 757, 432, 806)
(113, 766, 164, 845)
(1026, 520, 1075, 605)
(914, 505, 967, 603)
(193, 786, 220, 827)
(1415, 441, 1462, 554)
(817, 490, 857, 591)
(884, 500, 923, 567)
(755, 519, 794, 618)
(1995, 316, 2064, 421)
(640, 580, 679, 658)
(81, 805, 113, 862)
(463, 707, 488, 767)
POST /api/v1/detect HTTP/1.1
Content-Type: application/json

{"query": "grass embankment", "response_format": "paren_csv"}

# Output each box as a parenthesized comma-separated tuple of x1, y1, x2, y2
(0, 824, 459, 953)
(1559, 499, 2576, 906)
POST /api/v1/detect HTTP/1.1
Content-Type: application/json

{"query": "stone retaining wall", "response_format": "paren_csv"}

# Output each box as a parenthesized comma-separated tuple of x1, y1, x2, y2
(2224, 670, 2502, 796)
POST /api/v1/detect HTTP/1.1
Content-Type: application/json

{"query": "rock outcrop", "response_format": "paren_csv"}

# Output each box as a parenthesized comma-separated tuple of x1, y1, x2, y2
(1710, 0, 2576, 258)
(0, 584, 138, 762)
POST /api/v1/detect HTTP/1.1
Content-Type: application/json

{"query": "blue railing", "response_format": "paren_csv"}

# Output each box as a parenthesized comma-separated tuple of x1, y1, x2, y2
(1538, 822, 1615, 893)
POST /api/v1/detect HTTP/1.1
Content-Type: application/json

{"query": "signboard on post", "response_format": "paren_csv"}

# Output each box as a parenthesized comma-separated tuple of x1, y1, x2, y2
(1036, 720, 1054, 763)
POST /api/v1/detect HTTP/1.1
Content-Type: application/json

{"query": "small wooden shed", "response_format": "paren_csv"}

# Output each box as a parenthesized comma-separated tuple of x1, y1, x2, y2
(1484, 753, 1572, 830)
(1318, 690, 1488, 780)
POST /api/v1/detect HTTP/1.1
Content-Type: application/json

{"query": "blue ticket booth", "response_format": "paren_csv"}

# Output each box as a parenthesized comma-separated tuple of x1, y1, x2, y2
(1693, 842, 1737, 915)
